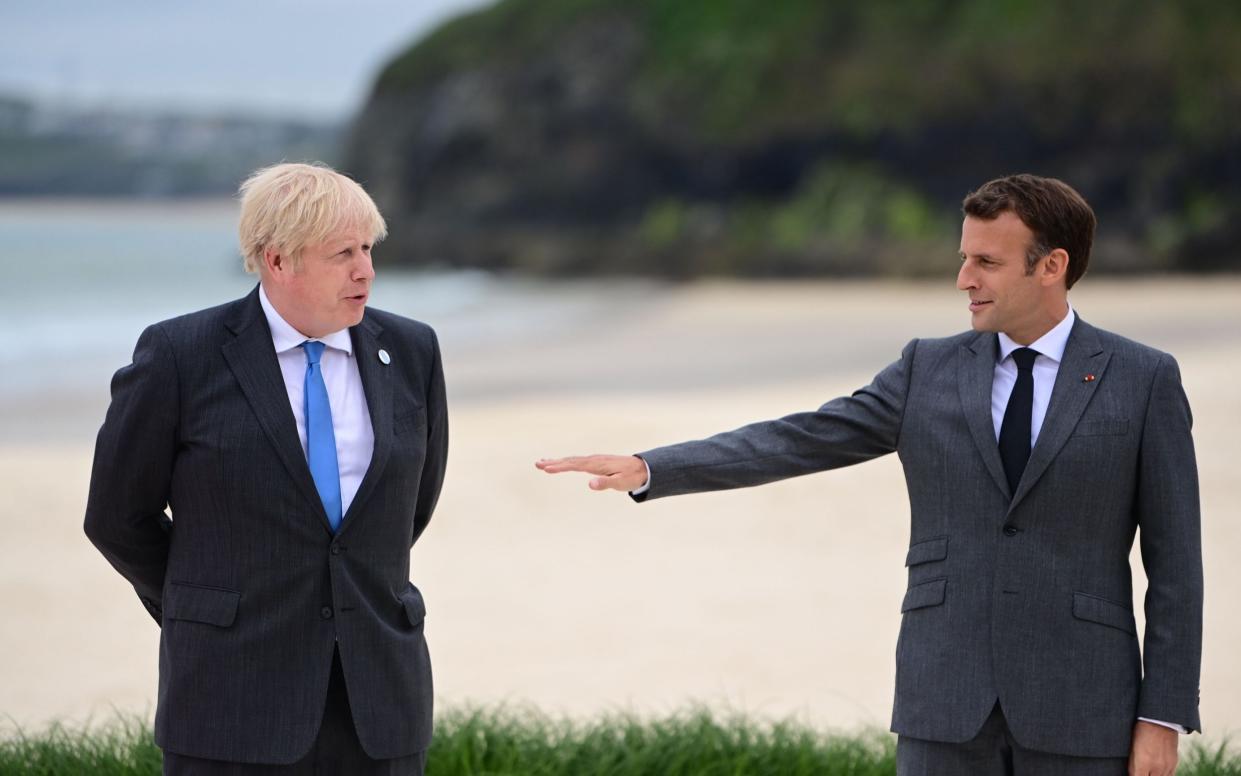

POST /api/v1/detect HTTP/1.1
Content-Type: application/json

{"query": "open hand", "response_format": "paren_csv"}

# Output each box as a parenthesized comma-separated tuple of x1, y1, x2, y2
(535, 455, 648, 492)
(1128, 720, 1178, 776)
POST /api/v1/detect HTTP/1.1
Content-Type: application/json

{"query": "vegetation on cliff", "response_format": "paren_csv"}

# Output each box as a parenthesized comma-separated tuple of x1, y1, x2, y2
(347, 0, 1241, 276)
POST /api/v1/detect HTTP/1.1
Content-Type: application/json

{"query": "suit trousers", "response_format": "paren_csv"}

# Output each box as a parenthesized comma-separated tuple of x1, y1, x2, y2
(162, 648, 427, 776)
(896, 703, 1127, 776)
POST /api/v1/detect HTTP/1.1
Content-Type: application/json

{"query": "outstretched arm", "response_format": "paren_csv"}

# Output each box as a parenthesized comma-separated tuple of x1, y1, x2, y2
(538, 340, 916, 500)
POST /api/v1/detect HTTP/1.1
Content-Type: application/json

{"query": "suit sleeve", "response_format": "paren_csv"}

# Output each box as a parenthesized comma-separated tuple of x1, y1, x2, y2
(83, 323, 179, 625)
(635, 339, 916, 501)
(1134, 353, 1203, 732)
(411, 328, 448, 545)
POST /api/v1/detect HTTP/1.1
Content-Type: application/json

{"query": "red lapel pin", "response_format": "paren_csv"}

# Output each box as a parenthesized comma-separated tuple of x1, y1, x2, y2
(1083, 374, 1096, 383)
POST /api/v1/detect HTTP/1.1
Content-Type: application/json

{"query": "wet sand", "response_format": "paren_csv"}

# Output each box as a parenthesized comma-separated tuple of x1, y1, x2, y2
(2, 278, 1237, 743)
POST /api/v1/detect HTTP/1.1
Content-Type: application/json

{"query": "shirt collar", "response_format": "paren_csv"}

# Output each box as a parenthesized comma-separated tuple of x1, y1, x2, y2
(997, 304, 1075, 365)
(258, 284, 353, 357)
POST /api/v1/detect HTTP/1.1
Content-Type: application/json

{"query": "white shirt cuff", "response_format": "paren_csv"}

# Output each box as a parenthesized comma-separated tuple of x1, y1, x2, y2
(629, 459, 652, 496)
(1138, 717, 1187, 734)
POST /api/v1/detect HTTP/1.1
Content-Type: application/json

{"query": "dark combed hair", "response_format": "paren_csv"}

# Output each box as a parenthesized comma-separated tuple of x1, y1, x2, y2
(962, 174, 1096, 289)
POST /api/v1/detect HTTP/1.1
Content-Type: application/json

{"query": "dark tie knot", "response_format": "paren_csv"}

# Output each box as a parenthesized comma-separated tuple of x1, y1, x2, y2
(302, 340, 326, 366)
(1011, 347, 1039, 372)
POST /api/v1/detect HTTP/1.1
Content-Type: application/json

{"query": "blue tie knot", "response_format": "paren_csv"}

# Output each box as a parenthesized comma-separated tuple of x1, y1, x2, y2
(1012, 347, 1039, 372)
(302, 340, 326, 365)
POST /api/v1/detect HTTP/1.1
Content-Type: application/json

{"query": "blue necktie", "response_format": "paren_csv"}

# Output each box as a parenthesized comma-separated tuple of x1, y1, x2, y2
(302, 341, 342, 531)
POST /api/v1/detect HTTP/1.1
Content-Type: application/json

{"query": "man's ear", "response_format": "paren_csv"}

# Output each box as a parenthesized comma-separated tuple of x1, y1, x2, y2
(262, 246, 287, 281)
(1041, 248, 1070, 288)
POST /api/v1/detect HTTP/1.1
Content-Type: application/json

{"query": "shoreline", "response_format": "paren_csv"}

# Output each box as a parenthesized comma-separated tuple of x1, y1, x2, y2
(2, 278, 1237, 736)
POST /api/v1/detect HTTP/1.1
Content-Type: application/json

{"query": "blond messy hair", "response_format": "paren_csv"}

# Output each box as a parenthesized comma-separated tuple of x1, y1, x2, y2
(237, 162, 387, 274)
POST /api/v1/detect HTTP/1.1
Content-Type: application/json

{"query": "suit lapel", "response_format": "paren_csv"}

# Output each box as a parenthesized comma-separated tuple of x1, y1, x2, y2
(958, 332, 1011, 499)
(1006, 317, 1110, 515)
(339, 315, 392, 533)
(221, 288, 331, 531)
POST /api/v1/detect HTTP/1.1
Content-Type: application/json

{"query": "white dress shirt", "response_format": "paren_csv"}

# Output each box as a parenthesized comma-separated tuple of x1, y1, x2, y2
(992, 306, 1076, 444)
(259, 285, 374, 515)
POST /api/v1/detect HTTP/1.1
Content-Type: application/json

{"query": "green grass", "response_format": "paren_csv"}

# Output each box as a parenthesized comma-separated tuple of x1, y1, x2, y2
(0, 715, 161, 776)
(1, 707, 1238, 775)
(427, 706, 895, 775)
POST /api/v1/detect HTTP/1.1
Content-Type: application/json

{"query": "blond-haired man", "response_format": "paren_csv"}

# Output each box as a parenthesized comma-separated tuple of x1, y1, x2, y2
(86, 162, 447, 774)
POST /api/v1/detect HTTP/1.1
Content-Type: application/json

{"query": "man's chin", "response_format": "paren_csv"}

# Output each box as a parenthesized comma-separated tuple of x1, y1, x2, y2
(317, 313, 365, 335)
(968, 313, 1000, 333)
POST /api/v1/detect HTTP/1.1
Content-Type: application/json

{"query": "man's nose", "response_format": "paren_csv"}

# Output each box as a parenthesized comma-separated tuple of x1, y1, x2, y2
(956, 261, 975, 291)
(354, 253, 375, 283)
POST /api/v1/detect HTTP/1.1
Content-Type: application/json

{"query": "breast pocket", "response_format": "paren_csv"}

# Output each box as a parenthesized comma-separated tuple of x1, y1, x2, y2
(394, 406, 427, 436)
(1073, 418, 1129, 437)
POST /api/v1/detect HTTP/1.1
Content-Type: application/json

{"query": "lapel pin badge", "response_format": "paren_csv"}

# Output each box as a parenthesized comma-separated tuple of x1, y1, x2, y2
(1083, 373, 1095, 383)
(378, 349, 391, 365)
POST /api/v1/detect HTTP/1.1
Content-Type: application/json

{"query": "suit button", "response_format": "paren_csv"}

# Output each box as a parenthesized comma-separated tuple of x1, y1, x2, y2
(1003, 525, 1019, 536)
(330, 545, 342, 555)
(320, 606, 333, 619)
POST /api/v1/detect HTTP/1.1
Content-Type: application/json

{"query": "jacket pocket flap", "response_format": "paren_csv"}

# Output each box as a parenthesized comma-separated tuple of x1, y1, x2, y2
(400, 587, 426, 625)
(1072, 592, 1136, 635)
(1074, 419, 1129, 437)
(905, 536, 948, 567)
(901, 578, 946, 612)
(165, 582, 240, 627)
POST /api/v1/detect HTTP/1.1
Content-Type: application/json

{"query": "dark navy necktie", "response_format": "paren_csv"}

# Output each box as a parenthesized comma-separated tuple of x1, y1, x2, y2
(302, 341, 343, 531)
(998, 347, 1040, 496)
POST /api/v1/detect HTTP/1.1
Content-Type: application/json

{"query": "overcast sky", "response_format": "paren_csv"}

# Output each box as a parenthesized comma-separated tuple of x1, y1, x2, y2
(0, 0, 495, 121)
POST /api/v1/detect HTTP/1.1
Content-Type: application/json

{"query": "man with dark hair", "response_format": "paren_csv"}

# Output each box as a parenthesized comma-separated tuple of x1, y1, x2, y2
(540, 174, 1202, 776)
(962, 173, 1096, 289)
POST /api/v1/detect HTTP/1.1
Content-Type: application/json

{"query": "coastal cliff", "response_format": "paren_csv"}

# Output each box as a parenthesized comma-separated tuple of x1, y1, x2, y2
(345, 0, 1241, 276)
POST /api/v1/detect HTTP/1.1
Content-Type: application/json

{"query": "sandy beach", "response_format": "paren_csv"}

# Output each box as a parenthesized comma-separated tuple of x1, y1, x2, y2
(2, 277, 1237, 744)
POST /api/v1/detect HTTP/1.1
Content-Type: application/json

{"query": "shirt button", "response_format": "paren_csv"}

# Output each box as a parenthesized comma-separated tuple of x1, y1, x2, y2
(320, 606, 334, 619)
(1003, 525, 1019, 537)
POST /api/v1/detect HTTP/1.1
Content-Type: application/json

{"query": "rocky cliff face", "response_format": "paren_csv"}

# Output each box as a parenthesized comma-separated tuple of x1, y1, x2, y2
(349, 12, 665, 273)
(345, 0, 1241, 276)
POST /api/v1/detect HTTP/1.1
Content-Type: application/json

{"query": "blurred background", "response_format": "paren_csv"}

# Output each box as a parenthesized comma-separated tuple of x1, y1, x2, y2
(2, 0, 1238, 744)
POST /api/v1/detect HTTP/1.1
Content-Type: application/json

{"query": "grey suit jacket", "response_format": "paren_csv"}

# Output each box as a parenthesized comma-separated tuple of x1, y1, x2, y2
(84, 287, 448, 763)
(636, 316, 1202, 758)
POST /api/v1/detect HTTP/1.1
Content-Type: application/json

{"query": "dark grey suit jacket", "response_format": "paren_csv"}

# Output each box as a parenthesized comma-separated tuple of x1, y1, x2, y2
(84, 286, 448, 763)
(636, 317, 1202, 758)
